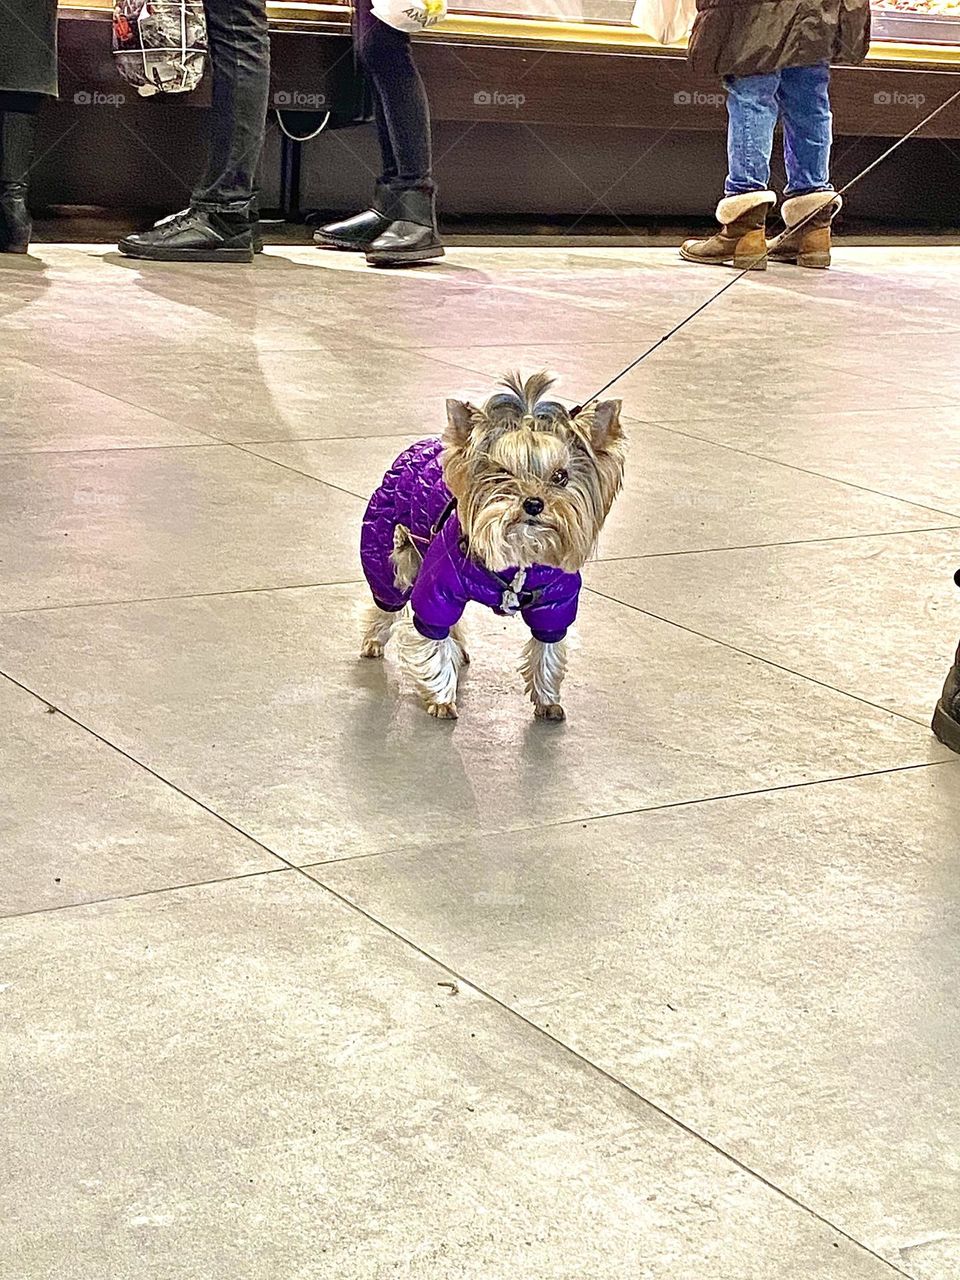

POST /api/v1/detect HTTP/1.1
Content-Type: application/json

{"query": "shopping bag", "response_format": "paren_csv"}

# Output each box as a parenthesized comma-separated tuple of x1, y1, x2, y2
(113, 0, 207, 97)
(370, 0, 447, 35)
(630, 0, 696, 44)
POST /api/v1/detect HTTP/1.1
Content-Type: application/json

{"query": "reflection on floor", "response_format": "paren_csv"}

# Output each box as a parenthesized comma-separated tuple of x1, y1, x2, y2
(2, 242, 959, 1280)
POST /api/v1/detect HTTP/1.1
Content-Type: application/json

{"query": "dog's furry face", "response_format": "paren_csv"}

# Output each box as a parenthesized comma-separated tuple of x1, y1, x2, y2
(442, 372, 625, 573)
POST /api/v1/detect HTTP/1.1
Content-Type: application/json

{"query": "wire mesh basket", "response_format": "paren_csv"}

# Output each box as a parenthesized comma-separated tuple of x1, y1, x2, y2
(113, 0, 208, 97)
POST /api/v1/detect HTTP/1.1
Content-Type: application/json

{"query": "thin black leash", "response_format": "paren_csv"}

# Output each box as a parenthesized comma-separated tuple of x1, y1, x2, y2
(572, 85, 960, 411)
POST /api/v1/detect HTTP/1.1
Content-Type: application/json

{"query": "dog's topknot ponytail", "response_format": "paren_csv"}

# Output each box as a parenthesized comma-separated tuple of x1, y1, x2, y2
(483, 371, 568, 429)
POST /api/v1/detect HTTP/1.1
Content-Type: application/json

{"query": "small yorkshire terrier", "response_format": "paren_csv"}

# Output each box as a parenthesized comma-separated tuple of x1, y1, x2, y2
(359, 372, 626, 720)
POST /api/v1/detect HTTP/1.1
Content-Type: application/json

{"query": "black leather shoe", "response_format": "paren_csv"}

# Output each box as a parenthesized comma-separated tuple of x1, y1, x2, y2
(118, 207, 257, 262)
(314, 182, 397, 251)
(933, 640, 960, 754)
(365, 188, 444, 267)
(151, 206, 265, 253)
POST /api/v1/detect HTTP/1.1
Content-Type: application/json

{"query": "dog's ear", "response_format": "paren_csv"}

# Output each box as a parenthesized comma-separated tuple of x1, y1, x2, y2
(444, 399, 476, 448)
(582, 399, 623, 452)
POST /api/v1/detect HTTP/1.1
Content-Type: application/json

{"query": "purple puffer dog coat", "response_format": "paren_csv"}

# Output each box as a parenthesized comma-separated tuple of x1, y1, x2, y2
(361, 438, 581, 645)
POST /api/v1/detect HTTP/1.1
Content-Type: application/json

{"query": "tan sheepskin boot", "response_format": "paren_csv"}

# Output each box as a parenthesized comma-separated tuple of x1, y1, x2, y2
(680, 191, 777, 270)
(768, 192, 842, 269)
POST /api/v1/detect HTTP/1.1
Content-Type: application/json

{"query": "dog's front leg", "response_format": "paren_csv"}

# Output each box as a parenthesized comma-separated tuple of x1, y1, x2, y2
(521, 637, 568, 722)
(398, 615, 465, 719)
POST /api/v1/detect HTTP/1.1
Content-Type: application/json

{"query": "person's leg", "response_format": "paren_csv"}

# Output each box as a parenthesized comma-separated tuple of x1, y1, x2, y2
(0, 96, 41, 253)
(355, 0, 400, 189)
(315, 0, 438, 253)
(118, 0, 269, 260)
(777, 63, 833, 197)
(724, 71, 780, 196)
(372, 95, 399, 186)
(679, 73, 778, 268)
(769, 63, 842, 268)
(313, 43, 400, 250)
(353, 0, 442, 264)
(192, 0, 271, 212)
(353, 0, 432, 192)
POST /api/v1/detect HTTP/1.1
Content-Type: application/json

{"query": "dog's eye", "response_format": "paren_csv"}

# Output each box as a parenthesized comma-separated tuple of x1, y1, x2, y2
(551, 468, 569, 487)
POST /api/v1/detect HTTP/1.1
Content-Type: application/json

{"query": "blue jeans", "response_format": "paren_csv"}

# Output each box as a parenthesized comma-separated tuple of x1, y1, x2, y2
(723, 63, 833, 198)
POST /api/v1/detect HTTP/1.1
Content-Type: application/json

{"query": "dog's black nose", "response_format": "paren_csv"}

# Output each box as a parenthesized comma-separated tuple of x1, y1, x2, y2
(523, 497, 545, 516)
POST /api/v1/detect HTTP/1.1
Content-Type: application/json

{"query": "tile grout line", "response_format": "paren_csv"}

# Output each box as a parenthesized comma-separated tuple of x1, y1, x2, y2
(1, 441, 230, 459)
(543, 758, 957, 832)
(292, 759, 956, 874)
(3, 520, 957, 616)
(0, 663, 921, 1275)
(812, 355, 960, 407)
(584, 584, 947, 731)
(1, 721, 951, 922)
(633, 416, 960, 522)
(591, 523, 960, 565)
(0, 577, 366, 617)
(0, 670, 302, 875)
(298, 865, 916, 1280)
(0, 865, 290, 923)
(6, 354, 226, 449)
(229, 442, 371, 504)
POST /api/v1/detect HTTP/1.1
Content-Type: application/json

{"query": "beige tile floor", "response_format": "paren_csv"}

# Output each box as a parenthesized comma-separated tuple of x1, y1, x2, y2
(1, 243, 959, 1280)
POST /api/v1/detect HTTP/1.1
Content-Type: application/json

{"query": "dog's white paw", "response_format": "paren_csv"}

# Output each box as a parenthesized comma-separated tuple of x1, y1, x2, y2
(360, 639, 385, 659)
(534, 702, 565, 722)
(427, 701, 458, 720)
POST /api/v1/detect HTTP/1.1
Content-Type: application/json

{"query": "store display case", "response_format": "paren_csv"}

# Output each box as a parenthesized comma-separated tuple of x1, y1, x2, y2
(57, 0, 960, 63)
(426, 0, 960, 56)
(44, 0, 960, 220)
(872, 0, 960, 46)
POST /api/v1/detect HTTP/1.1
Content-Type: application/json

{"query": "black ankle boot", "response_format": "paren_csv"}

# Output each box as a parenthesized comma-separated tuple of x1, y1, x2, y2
(118, 206, 257, 262)
(314, 182, 397, 251)
(365, 188, 443, 267)
(933, 639, 960, 754)
(0, 111, 38, 254)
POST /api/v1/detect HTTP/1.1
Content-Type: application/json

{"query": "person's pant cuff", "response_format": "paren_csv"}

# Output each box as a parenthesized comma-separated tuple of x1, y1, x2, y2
(191, 196, 259, 216)
(783, 184, 835, 198)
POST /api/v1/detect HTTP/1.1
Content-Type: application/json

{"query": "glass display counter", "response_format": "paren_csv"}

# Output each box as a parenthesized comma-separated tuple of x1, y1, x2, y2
(57, 0, 960, 61)
(872, 1, 960, 45)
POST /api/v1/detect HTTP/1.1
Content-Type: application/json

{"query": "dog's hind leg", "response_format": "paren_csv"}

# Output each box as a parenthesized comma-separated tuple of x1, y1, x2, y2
(360, 606, 400, 659)
(520, 637, 568, 722)
(361, 526, 422, 660)
(397, 613, 465, 719)
(391, 525, 422, 591)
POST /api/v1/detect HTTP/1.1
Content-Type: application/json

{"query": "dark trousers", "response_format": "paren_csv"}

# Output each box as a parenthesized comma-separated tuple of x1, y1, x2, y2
(192, 0, 270, 213)
(354, 0, 433, 191)
(0, 92, 43, 114)
(0, 91, 40, 187)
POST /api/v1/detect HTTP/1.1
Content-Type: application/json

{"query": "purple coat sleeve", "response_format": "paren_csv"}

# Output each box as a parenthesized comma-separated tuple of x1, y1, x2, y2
(410, 528, 469, 640)
(521, 572, 582, 645)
